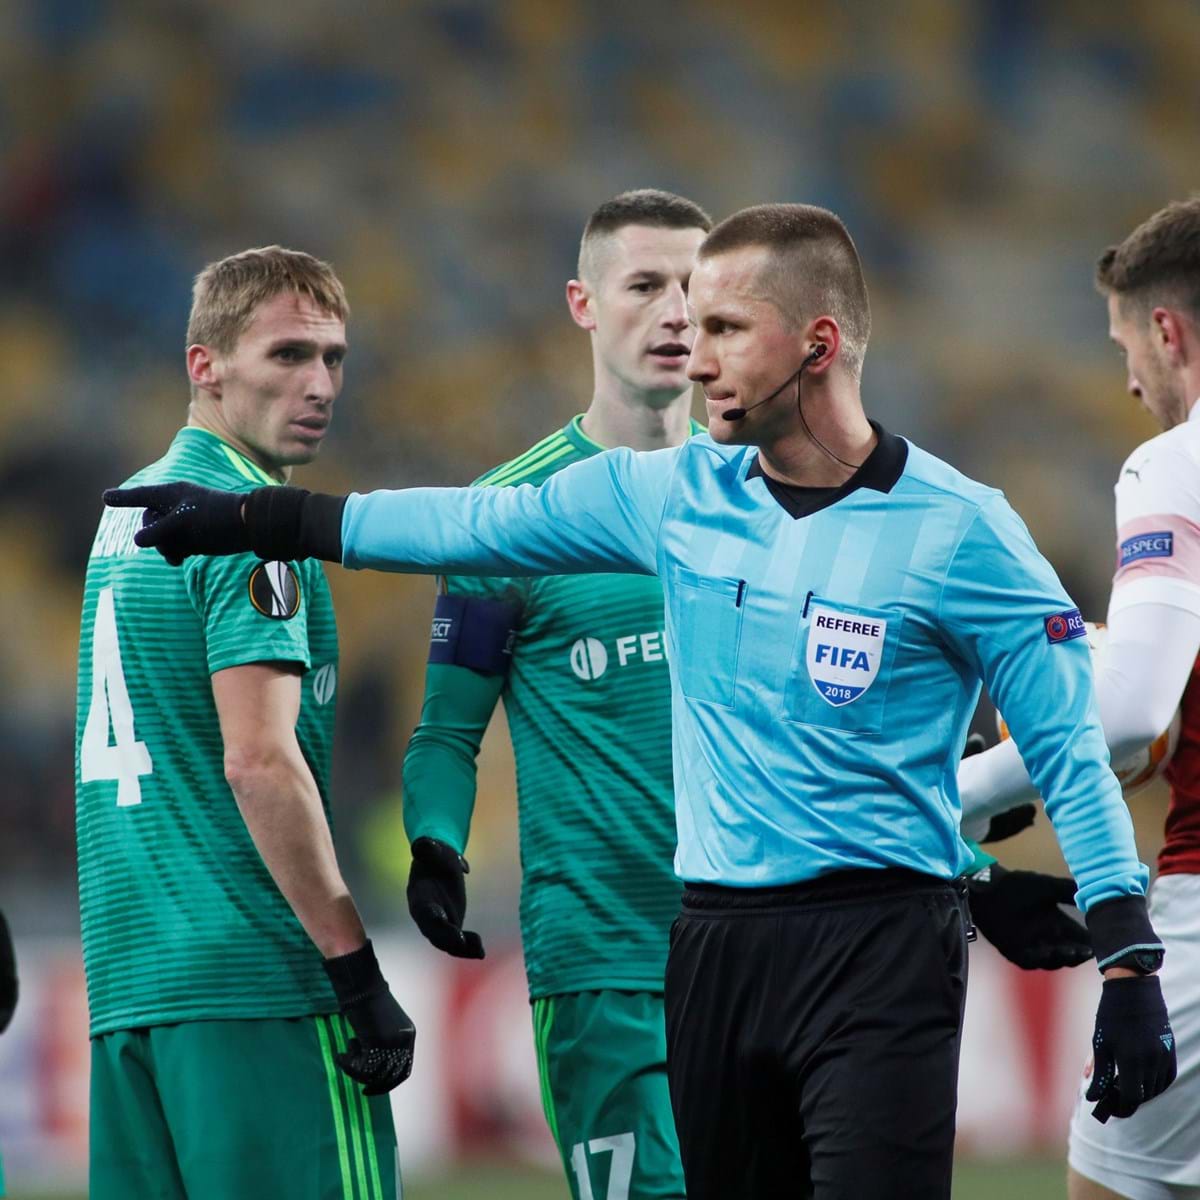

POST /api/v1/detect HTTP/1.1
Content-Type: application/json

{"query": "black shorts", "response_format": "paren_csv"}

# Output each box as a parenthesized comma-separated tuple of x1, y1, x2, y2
(664, 868, 969, 1200)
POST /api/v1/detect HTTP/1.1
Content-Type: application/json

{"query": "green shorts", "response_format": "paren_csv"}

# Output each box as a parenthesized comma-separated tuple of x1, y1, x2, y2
(90, 1014, 398, 1200)
(532, 990, 685, 1200)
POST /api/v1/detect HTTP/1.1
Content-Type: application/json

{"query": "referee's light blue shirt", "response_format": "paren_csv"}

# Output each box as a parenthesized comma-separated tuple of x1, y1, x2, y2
(344, 426, 1147, 912)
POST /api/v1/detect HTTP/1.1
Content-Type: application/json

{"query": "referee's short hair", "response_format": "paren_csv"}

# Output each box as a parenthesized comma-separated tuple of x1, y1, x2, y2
(699, 204, 871, 377)
(1096, 195, 1200, 322)
(578, 189, 712, 284)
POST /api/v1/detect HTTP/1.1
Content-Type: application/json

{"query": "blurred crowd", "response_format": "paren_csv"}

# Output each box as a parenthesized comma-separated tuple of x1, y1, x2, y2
(1, 0, 1196, 922)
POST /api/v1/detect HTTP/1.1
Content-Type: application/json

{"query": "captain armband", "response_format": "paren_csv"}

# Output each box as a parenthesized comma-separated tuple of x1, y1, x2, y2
(428, 593, 520, 676)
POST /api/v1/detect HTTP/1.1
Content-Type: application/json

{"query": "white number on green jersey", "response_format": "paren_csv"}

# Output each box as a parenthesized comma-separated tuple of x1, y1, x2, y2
(80, 586, 153, 807)
(569, 1132, 635, 1200)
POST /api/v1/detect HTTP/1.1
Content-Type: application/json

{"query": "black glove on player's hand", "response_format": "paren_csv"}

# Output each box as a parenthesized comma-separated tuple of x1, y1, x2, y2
(980, 804, 1037, 844)
(103, 482, 249, 566)
(967, 864, 1093, 970)
(0, 909, 17, 1035)
(407, 837, 485, 959)
(323, 940, 416, 1095)
(1087, 975, 1177, 1122)
(960, 733, 1038, 843)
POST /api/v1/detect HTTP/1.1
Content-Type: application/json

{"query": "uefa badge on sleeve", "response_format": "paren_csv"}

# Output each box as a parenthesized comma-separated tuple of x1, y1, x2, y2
(1043, 608, 1085, 644)
(248, 561, 302, 620)
(806, 605, 887, 706)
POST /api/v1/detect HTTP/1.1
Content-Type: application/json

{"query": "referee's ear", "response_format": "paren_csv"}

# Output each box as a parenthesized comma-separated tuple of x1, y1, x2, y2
(566, 279, 597, 332)
(802, 317, 840, 375)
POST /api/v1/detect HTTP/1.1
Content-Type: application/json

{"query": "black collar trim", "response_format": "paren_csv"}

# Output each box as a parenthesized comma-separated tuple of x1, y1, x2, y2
(746, 421, 908, 520)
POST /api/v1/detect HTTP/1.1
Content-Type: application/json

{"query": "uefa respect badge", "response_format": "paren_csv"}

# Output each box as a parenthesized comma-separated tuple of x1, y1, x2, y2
(1044, 608, 1086, 644)
(806, 605, 888, 706)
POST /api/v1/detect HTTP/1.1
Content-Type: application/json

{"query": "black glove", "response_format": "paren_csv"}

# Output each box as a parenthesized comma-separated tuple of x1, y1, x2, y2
(1087, 975, 1177, 1122)
(962, 732, 987, 757)
(322, 940, 415, 1095)
(407, 837, 485, 959)
(103, 482, 250, 566)
(0, 909, 16, 1034)
(960, 733, 1037, 844)
(966, 864, 1093, 970)
(103, 482, 345, 565)
(980, 804, 1037, 844)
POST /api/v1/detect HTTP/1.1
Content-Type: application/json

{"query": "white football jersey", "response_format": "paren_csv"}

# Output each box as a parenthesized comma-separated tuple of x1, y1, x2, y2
(1110, 401, 1200, 619)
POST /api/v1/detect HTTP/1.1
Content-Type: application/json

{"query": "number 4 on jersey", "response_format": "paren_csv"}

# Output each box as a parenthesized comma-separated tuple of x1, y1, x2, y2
(570, 1132, 635, 1200)
(80, 586, 153, 806)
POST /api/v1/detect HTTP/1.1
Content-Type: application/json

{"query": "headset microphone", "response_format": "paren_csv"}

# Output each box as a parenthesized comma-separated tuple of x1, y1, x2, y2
(721, 343, 827, 422)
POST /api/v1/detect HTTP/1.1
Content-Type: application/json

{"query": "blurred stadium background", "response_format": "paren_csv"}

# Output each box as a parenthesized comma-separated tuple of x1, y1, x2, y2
(0, 0, 1197, 1195)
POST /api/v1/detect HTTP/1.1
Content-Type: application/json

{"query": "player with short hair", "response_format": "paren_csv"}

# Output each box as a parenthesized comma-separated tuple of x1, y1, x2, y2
(107, 203, 1176, 1199)
(76, 247, 411, 1199)
(402, 187, 710, 1200)
(960, 196, 1200, 1200)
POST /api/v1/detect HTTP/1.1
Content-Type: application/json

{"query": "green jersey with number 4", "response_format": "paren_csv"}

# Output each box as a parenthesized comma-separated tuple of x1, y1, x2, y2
(404, 417, 700, 999)
(75, 427, 339, 1036)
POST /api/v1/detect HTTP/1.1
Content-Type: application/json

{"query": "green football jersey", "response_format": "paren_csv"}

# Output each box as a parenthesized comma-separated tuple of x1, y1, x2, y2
(405, 416, 700, 999)
(75, 427, 339, 1036)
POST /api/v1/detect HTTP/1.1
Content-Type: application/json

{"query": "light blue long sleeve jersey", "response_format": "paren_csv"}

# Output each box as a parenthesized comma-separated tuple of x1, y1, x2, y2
(345, 426, 1147, 912)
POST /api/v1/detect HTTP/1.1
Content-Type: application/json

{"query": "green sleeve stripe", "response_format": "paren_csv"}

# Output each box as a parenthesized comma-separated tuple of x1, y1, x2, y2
(479, 438, 573, 488)
(343, 1015, 385, 1200)
(476, 429, 568, 485)
(331, 1015, 372, 1200)
(532, 997, 562, 1149)
(485, 441, 575, 488)
(219, 444, 278, 486)
(316, 1016, 358, 1200)
(479, 440, 568, 488)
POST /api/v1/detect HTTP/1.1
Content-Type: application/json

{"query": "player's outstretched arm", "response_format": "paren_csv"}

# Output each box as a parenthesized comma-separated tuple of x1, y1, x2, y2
(0, 908, 17, 1034)
(213, 661, 414, 1093)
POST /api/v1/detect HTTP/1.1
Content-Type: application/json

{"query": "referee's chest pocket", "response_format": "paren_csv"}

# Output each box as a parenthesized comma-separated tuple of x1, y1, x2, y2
(673, 568, 744, 708)
(784, 597, 903, 734)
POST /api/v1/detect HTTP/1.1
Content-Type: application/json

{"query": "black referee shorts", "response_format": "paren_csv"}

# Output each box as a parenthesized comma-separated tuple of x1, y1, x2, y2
(664, 868, 969, 1200)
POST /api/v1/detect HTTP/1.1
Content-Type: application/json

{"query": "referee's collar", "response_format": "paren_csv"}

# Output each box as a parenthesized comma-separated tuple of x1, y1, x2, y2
(746, 421, 908, 519)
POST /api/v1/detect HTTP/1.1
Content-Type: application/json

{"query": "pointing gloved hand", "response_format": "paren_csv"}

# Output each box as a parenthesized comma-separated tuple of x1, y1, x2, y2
(407, 837, 486, 959)
(103, 482, 344, 565)
(104, 482, 250, 566)
(966, 863, 1093, 970)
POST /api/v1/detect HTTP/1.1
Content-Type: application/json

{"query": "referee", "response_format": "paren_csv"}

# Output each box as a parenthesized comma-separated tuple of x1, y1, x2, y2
(108, 203, 1177, 1200)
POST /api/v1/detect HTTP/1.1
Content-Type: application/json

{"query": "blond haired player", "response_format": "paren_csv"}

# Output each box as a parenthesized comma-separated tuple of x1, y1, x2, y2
(77, 248, 411, 1199)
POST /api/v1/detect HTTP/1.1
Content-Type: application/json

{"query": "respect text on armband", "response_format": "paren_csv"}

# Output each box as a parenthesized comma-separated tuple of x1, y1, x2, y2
(1119, 531, 1173, 568)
